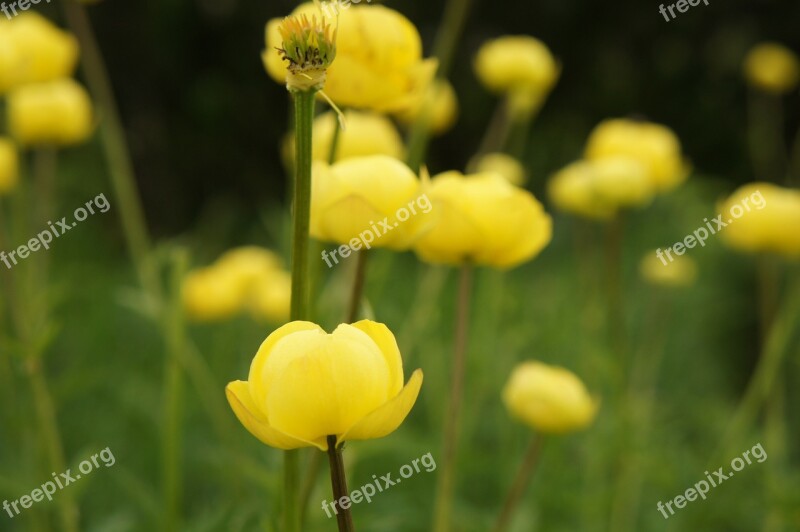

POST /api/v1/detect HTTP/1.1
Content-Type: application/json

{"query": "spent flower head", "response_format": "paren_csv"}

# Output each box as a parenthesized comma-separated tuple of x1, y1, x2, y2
(276, 13, 336, 91)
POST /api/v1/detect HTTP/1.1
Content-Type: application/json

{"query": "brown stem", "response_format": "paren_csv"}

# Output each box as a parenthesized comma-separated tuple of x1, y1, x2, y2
(326, 436, 355, 532)
(493, 435, 545, 532)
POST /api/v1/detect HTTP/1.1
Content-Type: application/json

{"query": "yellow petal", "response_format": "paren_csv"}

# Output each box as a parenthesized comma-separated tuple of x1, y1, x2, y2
(226, 380, 324, 450)
(349, 320, 404, 397)
(338, 369, 423, 445)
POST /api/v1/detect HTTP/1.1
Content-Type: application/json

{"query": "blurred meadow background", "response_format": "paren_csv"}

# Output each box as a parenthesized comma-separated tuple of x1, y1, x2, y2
(1, 0, 800, 531)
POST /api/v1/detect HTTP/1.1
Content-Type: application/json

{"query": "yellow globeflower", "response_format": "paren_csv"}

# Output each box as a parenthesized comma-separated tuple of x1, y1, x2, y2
(743, 43, 800, 94)
(719, 183, 800, 258)
(263, 3, 436, 111)
(639, 252, 698, 288)
(502, 361, 598, 434)
(590, 157, 655, 208)
(8, 79, 93, 146)
(250, 271, 291, 323)
(584, 119, 688, 192)
(226, 320, 423, 450)
(0, 138, 19, 195)
(311, 155, 429, 250)
(413, 171, 552, 268)
(183, 266, 247, 322)
(394, 79, 458, 135)
(471, 152, 527, 186)
(547, 161, 616, 220)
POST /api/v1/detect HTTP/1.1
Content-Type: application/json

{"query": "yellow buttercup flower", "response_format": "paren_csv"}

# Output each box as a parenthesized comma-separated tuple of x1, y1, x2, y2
(502, 361, 598, 434)
(585, 119, 689, 193)
(719, 183, 800, 258)
(639, 252, 698, 288)
(547, 161, 616, 220)
(394, 79, 458, 135)
(7, 79, 93, 146)
(743, 43, 800, 94)
(471, 152, 527, 186)
(226, 320, 423, 450)
(0, 138, 19, 195)
(413, 171, 552, 268)
(263, 3, 436, 111)
(311, 155, 429, 250)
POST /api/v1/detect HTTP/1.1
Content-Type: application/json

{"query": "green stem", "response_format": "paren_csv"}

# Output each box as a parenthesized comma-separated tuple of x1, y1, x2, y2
(346, 250, 368, 323)
(326, 436, 355, 532)
(492, 435, 544, 532)
(605, 214, 626, 385)
(300, 451, 324, 528)
(433, 263, 473, 532)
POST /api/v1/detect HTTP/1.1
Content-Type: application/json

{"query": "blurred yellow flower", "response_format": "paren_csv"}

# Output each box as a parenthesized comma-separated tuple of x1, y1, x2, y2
(7, 79, 93, 146)
(250, 271, 292, 323)
(502, 361, 598, 434)
(226, 320, 423, 450)
(413, 171, 552, 268)
(0, 138, 19, 195)
(719, 183, 800, 258)
(548, 161, 616, 220)
(264, 3, 436, 112)
(183, 266, 245, 322)
(743, 43, 800, 94)
(640, 251, 698, 288)
(394, 79, 458, 135)
(311, 155, 428, 250)
(590, 157, 655, 208)
(470, 152, 527, 186)
(0, 13, 79, 91)
(584, 119, 688, 193)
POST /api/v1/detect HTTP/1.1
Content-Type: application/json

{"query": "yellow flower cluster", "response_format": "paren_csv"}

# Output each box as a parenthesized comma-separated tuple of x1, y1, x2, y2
(183, 247, 291, 322)
(743, 43, 800, 95)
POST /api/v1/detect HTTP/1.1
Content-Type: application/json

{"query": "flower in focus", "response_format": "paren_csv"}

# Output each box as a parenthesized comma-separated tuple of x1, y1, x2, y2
(0, 138, 19, 195)
(263, 3, 436, 111)
(183, 247, 290, 322)
(311, 155, 428, 250)
(0, 13, 79, 92)
(413, 171, 552, 268)
(719, 183, 800, 258)
(274, 13, 337, 92)
(502, 361, 598, 434)
(639, 251, 698, 288)
(584, 118, 689, 193)
(393, 79, 458, 135)
(226, 320, 423, 450)
(743, 43, 800, 95)
(474, 36, 559, 116)
(470, 152, 527, 186)
(7, 79, 93, 146)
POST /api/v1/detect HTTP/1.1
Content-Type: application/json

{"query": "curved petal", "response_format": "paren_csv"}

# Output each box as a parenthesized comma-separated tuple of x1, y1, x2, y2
(338, 369, 423, 445)
(349, 320, 404, 396)
(226, 380, 325, 450)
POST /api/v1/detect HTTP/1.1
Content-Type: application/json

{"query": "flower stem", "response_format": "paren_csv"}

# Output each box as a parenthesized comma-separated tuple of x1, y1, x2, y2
(346, 250, 369, 323)
(433, 263, 473, 532)
(326, 436, 355, 532)
(492, 435, 544, 532)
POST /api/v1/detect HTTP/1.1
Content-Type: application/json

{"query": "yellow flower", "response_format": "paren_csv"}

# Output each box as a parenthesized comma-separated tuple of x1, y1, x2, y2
(0, 13, 79, 91)
(285, 110, 404, 163)
(0, 138, 19, 195)
(590, 157, 655, 208)
(413, 171, 552, 268)
(263, 3, 436, 111)
(639, 252, 698, 288)
(502, 361, 598, 434)
(584, 119, 688, 193)
(250, 271, 291, 323)
(743, 43, 800, 94)
(226, 320, 423, 450)
(547, 161, 616, 220)
(719, 183, 800, 258)
(474, 36, 559, 115)
(311, 155, 429, 250)
(471, 152, 527, 186)
(183, 266, 246, 322)
(394, 79, 458, 135)
(7, 79, 93, 146)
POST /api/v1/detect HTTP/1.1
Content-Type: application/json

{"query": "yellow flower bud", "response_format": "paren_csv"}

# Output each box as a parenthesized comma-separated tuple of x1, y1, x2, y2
(502, 361, 598, 434)
(639, 251, 698, 288)
(470, 152, 527, 186)
(249, 271, 291, 323)
(263, 3, 436, 111)
(311, 155, 428, 250)
(413, 171, 552, 268)
(590, 157, 655, 208)
(394, 79, 458, 135)
(0, 138, 19, 195)
(547, 161, 616, 220)
(226, 320, 423, 450)
(8, 79, 93, 146)
(584, 119, 688, 193)
(719, 183, 800, 258)
(182, 266, 246, 322)
(743, 43, 800, 95)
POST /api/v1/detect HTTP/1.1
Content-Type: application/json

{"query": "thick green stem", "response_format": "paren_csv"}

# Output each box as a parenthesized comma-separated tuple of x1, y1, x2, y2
(492, 435, 544, 532)
(326, 436, 355, 532)
(346, 250, 368, 323)
(433, 263, 473, 532)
